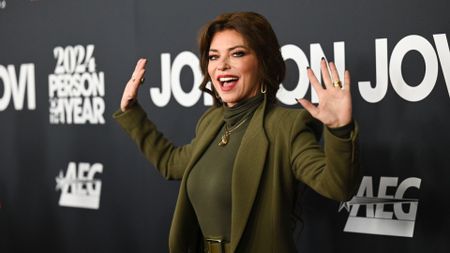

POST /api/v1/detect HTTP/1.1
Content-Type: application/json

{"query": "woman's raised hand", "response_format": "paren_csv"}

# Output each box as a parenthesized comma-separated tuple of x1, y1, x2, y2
(297, 59, 352, 128)
(120, 58, 147, 112)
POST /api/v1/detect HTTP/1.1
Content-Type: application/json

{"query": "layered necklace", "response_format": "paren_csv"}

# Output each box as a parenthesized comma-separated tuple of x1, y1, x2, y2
(218, 114, 250, 146)
(217, 94, 263, 147)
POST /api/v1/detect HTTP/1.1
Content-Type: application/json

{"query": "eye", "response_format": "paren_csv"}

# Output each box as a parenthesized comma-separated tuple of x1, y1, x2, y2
(208, 54, 218, 61)
(232, 51, 246, 57)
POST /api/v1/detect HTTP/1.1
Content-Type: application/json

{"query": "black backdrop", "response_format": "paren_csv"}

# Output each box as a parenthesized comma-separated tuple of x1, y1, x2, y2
(1, 0, 449, 252)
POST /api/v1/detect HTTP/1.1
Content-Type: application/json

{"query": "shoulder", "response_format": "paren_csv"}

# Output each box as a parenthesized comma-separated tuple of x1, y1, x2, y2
(264, 103, 312, 126)
(264, 103, 322, 140)
(195, 105, 223, 131)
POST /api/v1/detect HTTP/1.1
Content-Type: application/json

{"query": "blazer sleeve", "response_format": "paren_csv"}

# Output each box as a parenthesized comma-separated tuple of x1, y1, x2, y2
(289, 110, 360, 201)
(113, 103, 212, 180)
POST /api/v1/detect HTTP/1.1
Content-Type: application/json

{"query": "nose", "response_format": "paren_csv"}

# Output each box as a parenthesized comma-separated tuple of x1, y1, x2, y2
(217, 56, 230, 71)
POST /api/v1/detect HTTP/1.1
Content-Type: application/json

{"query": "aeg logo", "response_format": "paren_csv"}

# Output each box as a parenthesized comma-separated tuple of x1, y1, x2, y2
(339, 176, 421, 237)
(55, 162, 103, 210)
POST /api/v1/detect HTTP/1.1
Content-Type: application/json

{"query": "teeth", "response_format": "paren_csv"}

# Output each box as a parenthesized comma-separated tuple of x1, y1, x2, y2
(219, 77, 238, 82)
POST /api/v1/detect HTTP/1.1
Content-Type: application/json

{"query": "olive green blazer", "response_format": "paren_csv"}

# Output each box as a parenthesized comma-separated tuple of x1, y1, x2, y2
(113, 97, 360, 253)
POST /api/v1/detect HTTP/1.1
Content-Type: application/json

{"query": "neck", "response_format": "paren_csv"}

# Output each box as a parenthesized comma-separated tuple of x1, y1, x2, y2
(223, 94, 264, 127)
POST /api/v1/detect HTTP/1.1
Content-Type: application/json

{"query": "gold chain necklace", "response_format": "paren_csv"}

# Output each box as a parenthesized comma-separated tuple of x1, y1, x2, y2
(218, 116, 249, 146)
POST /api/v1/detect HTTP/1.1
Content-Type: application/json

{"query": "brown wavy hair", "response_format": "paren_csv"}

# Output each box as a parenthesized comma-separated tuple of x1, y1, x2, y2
(198, 12, 285, 105)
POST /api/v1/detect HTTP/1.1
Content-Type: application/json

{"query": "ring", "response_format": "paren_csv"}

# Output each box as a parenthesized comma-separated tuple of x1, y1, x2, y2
(332, 80, 342, 88)
(140, 77, 145, 84)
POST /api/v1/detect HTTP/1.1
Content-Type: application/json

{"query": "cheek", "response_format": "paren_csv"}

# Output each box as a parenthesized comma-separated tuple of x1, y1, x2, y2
(241, 61, 259, 84)
(207, 64, 213, 78)
(207, 66, 214, 82)
(207, 67, 220, 89)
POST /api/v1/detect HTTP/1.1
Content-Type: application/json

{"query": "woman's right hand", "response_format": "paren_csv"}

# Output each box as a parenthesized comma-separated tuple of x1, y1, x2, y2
(120, 58, 147, 112)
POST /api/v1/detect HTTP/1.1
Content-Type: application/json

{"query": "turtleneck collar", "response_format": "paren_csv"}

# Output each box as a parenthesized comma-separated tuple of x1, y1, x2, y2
(223, 94, 264, 127)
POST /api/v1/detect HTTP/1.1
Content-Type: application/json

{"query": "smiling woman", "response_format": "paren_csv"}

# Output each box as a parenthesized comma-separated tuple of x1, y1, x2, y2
(207, 30, 260, 107)
(114, 11, 360, 253)
(198, 12, 285, 106)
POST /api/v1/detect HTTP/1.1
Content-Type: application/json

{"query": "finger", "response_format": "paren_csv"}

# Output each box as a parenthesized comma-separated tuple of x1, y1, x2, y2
(329, 61, 341, 83)
(344, 70, 351, 92)
(307, 68, 324, 96)
(297, 98, 319, 117)
(131, 69, 146, 89)
(133, 58, 147, 73)
(131, 59, 147, 81)
(321, 58, 332, 88)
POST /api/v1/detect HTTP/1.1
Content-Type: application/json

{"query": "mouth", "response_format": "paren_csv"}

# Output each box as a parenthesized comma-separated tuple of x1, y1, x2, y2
(217, 75, 239, 91)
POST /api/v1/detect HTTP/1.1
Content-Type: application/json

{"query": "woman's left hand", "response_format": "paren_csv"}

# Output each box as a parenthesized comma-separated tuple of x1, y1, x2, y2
(297, 59, 352, 128)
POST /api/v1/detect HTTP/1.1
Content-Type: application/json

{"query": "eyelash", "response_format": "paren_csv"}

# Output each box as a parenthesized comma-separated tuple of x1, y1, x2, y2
(233, 51, 246, 57)
(208, 55, 218, 61)
(208, 51, 246, 61)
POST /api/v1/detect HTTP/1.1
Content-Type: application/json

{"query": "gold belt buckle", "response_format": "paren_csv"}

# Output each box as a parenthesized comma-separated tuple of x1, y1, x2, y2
(206, 238, 225, 253)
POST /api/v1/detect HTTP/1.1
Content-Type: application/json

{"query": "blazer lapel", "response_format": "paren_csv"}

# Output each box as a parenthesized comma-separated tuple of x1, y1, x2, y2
(170, 108, 224, 251)
(230, 98, 269, 252)
(185, 108, 224, 175)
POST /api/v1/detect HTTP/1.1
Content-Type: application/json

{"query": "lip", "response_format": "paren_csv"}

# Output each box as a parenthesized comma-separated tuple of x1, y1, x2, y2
(216, 74, 239, 92)
(216, 74, 239, 81)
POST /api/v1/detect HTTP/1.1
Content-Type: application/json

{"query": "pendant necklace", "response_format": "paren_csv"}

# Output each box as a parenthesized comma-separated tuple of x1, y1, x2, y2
(218, 116, 249, 146)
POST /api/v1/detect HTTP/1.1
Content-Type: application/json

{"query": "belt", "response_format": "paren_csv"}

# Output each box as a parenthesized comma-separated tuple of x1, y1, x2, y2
(204, 238, 231, 253)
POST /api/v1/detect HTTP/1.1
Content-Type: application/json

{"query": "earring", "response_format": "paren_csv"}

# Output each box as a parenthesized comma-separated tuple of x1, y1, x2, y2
(260, 83, 267, 94)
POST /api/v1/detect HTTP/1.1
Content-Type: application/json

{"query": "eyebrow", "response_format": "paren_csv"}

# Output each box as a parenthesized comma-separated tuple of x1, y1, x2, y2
(209, 45, 249, 52)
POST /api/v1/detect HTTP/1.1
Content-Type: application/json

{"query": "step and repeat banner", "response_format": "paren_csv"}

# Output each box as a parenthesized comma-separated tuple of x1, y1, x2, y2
(1, 0, 449, 252)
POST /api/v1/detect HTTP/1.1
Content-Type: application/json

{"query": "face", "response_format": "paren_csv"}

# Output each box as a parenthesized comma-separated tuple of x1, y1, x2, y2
(208, 29, 260, 107)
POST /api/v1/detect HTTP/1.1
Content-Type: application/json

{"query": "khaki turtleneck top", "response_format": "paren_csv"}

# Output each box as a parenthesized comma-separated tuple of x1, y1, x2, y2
(186, 94, 264, 242)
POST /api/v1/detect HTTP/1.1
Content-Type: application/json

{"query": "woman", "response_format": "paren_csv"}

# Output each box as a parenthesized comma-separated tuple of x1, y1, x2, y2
(114, 12, 359, 253)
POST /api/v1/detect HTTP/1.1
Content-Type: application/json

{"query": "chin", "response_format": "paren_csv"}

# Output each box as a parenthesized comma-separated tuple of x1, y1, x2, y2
(221, 97, 239, 106)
